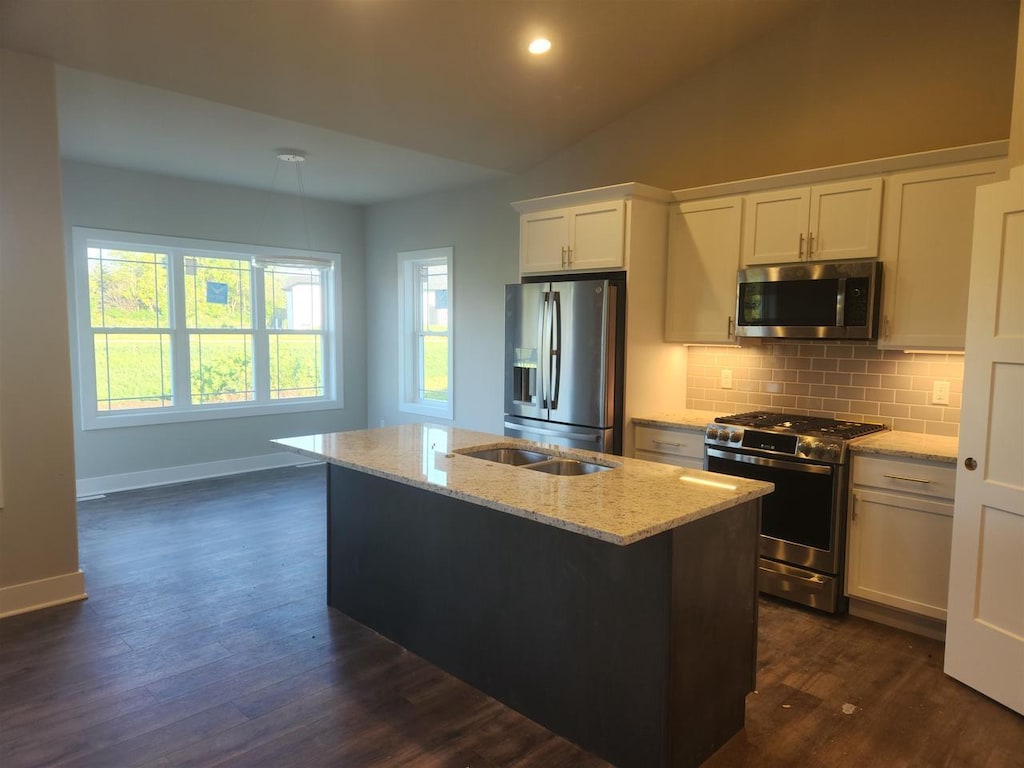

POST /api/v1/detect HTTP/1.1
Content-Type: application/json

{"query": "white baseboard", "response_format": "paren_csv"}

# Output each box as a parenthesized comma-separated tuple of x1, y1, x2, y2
(849, 598, 946, 642)
(0, 570, 88, 619)
(76, 451, 316, 498)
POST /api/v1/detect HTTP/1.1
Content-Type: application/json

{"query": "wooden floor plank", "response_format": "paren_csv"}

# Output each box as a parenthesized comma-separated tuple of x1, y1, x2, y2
(1, 465, 1021, 768)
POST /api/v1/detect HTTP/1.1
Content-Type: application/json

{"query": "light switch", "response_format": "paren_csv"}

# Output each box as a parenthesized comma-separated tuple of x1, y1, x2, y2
(720, 369, 733, 389)
(932, 380, 950, 405)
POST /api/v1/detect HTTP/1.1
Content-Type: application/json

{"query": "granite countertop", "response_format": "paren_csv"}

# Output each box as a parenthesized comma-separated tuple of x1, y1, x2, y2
(273, 424, 773, 546)
(633, 410, 720, 430)
(635, 411, 959, 465)
(850, 430, 959, 464)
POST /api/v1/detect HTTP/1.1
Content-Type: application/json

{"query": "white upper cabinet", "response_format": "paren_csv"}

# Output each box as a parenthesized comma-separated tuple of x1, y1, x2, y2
(741, 186, 810, 264)
(665, 196, 743, 344)
(567, 200, 627, 272)
(519, 208, 572, 273)
(520, 200, 625, 274)
(514, 184, 673, 276)
(878, 160, 1005, 350)
(742, 178, 883, 266)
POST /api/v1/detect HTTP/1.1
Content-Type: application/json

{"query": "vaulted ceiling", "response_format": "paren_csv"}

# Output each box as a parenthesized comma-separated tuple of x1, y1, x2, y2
(1, 0, 814, 202)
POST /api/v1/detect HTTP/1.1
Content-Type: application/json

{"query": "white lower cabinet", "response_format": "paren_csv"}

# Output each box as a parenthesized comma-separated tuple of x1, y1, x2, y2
(633, 425, 705, 470)
(847, 454, 956, 636)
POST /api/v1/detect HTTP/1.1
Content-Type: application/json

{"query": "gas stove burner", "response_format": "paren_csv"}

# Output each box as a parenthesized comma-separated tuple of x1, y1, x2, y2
(714, 411, 886, 441)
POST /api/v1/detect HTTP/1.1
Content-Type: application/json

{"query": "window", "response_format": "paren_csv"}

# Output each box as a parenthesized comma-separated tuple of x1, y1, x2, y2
(398, 247, 453, 419)
(72, 227, 340, 429)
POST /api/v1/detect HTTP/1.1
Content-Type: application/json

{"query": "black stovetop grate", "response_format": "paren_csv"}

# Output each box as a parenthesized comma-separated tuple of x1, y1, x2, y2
(715, 411, 886, 440)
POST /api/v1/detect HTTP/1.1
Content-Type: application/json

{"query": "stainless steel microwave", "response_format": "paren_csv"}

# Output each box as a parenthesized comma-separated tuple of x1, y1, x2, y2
(735, 259, 882, 340)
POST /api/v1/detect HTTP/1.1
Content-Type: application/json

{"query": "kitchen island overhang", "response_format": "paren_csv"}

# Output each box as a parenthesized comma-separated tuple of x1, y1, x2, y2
(274, 424, 773, 768)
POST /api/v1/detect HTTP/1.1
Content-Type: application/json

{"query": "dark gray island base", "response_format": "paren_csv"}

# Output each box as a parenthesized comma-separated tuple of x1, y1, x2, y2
(327, 464, 761, 768)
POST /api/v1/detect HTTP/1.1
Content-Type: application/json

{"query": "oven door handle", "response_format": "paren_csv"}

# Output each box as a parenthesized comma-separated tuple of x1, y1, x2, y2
(759, 565, 826, 587)
(706, 447, 834, 476)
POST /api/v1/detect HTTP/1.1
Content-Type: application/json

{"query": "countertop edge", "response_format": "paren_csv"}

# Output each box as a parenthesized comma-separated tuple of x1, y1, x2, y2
(633, 411, 718, 430)
(275, 436, 773, 546)
(633, 414, 959, 465)
(849, 432, 959, 464)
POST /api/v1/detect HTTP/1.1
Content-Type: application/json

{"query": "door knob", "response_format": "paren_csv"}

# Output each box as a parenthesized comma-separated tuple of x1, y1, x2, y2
(964, 457, 977, 471)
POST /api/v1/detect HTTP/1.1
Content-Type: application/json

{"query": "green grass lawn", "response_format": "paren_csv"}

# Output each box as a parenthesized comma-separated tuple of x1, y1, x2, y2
(422, 335, 449, 401)
(95, 333, 323, 409)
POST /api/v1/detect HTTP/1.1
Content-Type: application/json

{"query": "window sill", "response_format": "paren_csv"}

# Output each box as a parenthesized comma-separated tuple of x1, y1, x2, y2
(82, 397, 343, 431)
(399, 401, 453, 421)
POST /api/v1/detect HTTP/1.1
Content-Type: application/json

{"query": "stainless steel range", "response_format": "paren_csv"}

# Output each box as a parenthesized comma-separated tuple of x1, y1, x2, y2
(704, 411, 887, 613)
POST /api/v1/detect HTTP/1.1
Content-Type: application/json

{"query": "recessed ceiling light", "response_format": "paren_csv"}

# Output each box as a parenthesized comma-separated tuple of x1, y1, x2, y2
(528, 38, 552, 55)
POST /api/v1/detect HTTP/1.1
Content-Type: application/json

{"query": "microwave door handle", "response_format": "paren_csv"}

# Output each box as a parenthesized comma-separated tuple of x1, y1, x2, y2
(836, 277, 847, 326)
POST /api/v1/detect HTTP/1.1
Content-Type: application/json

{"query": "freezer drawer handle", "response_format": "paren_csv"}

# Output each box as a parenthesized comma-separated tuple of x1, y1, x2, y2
(503, 422, 601, 443)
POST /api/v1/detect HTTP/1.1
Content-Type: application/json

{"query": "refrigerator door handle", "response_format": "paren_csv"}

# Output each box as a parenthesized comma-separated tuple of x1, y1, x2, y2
(549, 291, 561, 409)
(537, 290, 548, 410)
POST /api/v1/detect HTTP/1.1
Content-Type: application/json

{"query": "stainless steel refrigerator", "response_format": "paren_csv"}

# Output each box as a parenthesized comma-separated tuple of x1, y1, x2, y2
(504, 276, 624, 454)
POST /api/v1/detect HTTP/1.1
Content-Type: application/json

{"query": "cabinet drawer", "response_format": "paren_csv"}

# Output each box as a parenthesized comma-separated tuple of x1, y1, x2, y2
(852, 454, 956, 500)
(635, 449, 704, 470)
(635, 426, 705, 460)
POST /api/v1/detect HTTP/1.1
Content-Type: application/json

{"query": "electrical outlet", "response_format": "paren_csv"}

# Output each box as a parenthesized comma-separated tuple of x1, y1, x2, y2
(932, 380, 950, 406)
(720, 369, 733, 389)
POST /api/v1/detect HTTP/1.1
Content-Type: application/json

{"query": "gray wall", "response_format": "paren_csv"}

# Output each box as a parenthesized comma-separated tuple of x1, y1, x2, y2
(0, 50, 82, 605)
(365, 178, 525, 432)
(61, 161, 368, 481)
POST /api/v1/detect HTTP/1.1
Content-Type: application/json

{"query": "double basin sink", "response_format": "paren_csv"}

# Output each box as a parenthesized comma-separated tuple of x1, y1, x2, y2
(455, 446, 618, 477)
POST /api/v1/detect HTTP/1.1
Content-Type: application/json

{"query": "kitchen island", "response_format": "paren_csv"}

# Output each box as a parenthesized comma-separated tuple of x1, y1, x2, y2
(274, 424, 773, 768)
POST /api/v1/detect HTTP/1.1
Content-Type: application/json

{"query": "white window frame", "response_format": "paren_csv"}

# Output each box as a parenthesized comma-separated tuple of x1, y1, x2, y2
(398, 247, 453, 420)
(71, 227, 343, 430)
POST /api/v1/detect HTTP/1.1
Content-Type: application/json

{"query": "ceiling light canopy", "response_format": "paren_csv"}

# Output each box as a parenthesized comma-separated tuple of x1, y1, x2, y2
(528, 38, 552, 55)
(276, 150, 307, 163)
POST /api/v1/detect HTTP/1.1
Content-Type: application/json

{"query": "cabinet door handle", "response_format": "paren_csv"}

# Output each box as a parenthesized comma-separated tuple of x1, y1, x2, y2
(883, 473, 932, 484)
(561, 246, 567, 268)
(798, 232, 805, 259)
(727, 315, 734, 339)
(652, 439, 682, 448)
(851, 493, 858, 521)
(808, 231, 815, 259)
(567, 246, 573, 266)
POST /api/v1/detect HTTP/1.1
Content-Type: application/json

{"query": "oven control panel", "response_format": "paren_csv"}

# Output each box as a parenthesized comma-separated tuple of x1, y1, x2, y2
(705, 425, 847, 463)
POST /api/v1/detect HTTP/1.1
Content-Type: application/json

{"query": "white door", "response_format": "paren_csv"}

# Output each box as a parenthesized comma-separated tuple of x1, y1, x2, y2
(944, 165, 1024, 715)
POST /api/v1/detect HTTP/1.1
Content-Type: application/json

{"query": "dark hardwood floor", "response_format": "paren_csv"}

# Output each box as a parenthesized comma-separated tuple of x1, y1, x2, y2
(1, 466, 1021, 768)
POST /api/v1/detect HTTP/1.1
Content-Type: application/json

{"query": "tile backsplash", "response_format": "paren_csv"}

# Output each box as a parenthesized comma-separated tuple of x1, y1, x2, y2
(686, 342, 963, 437)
